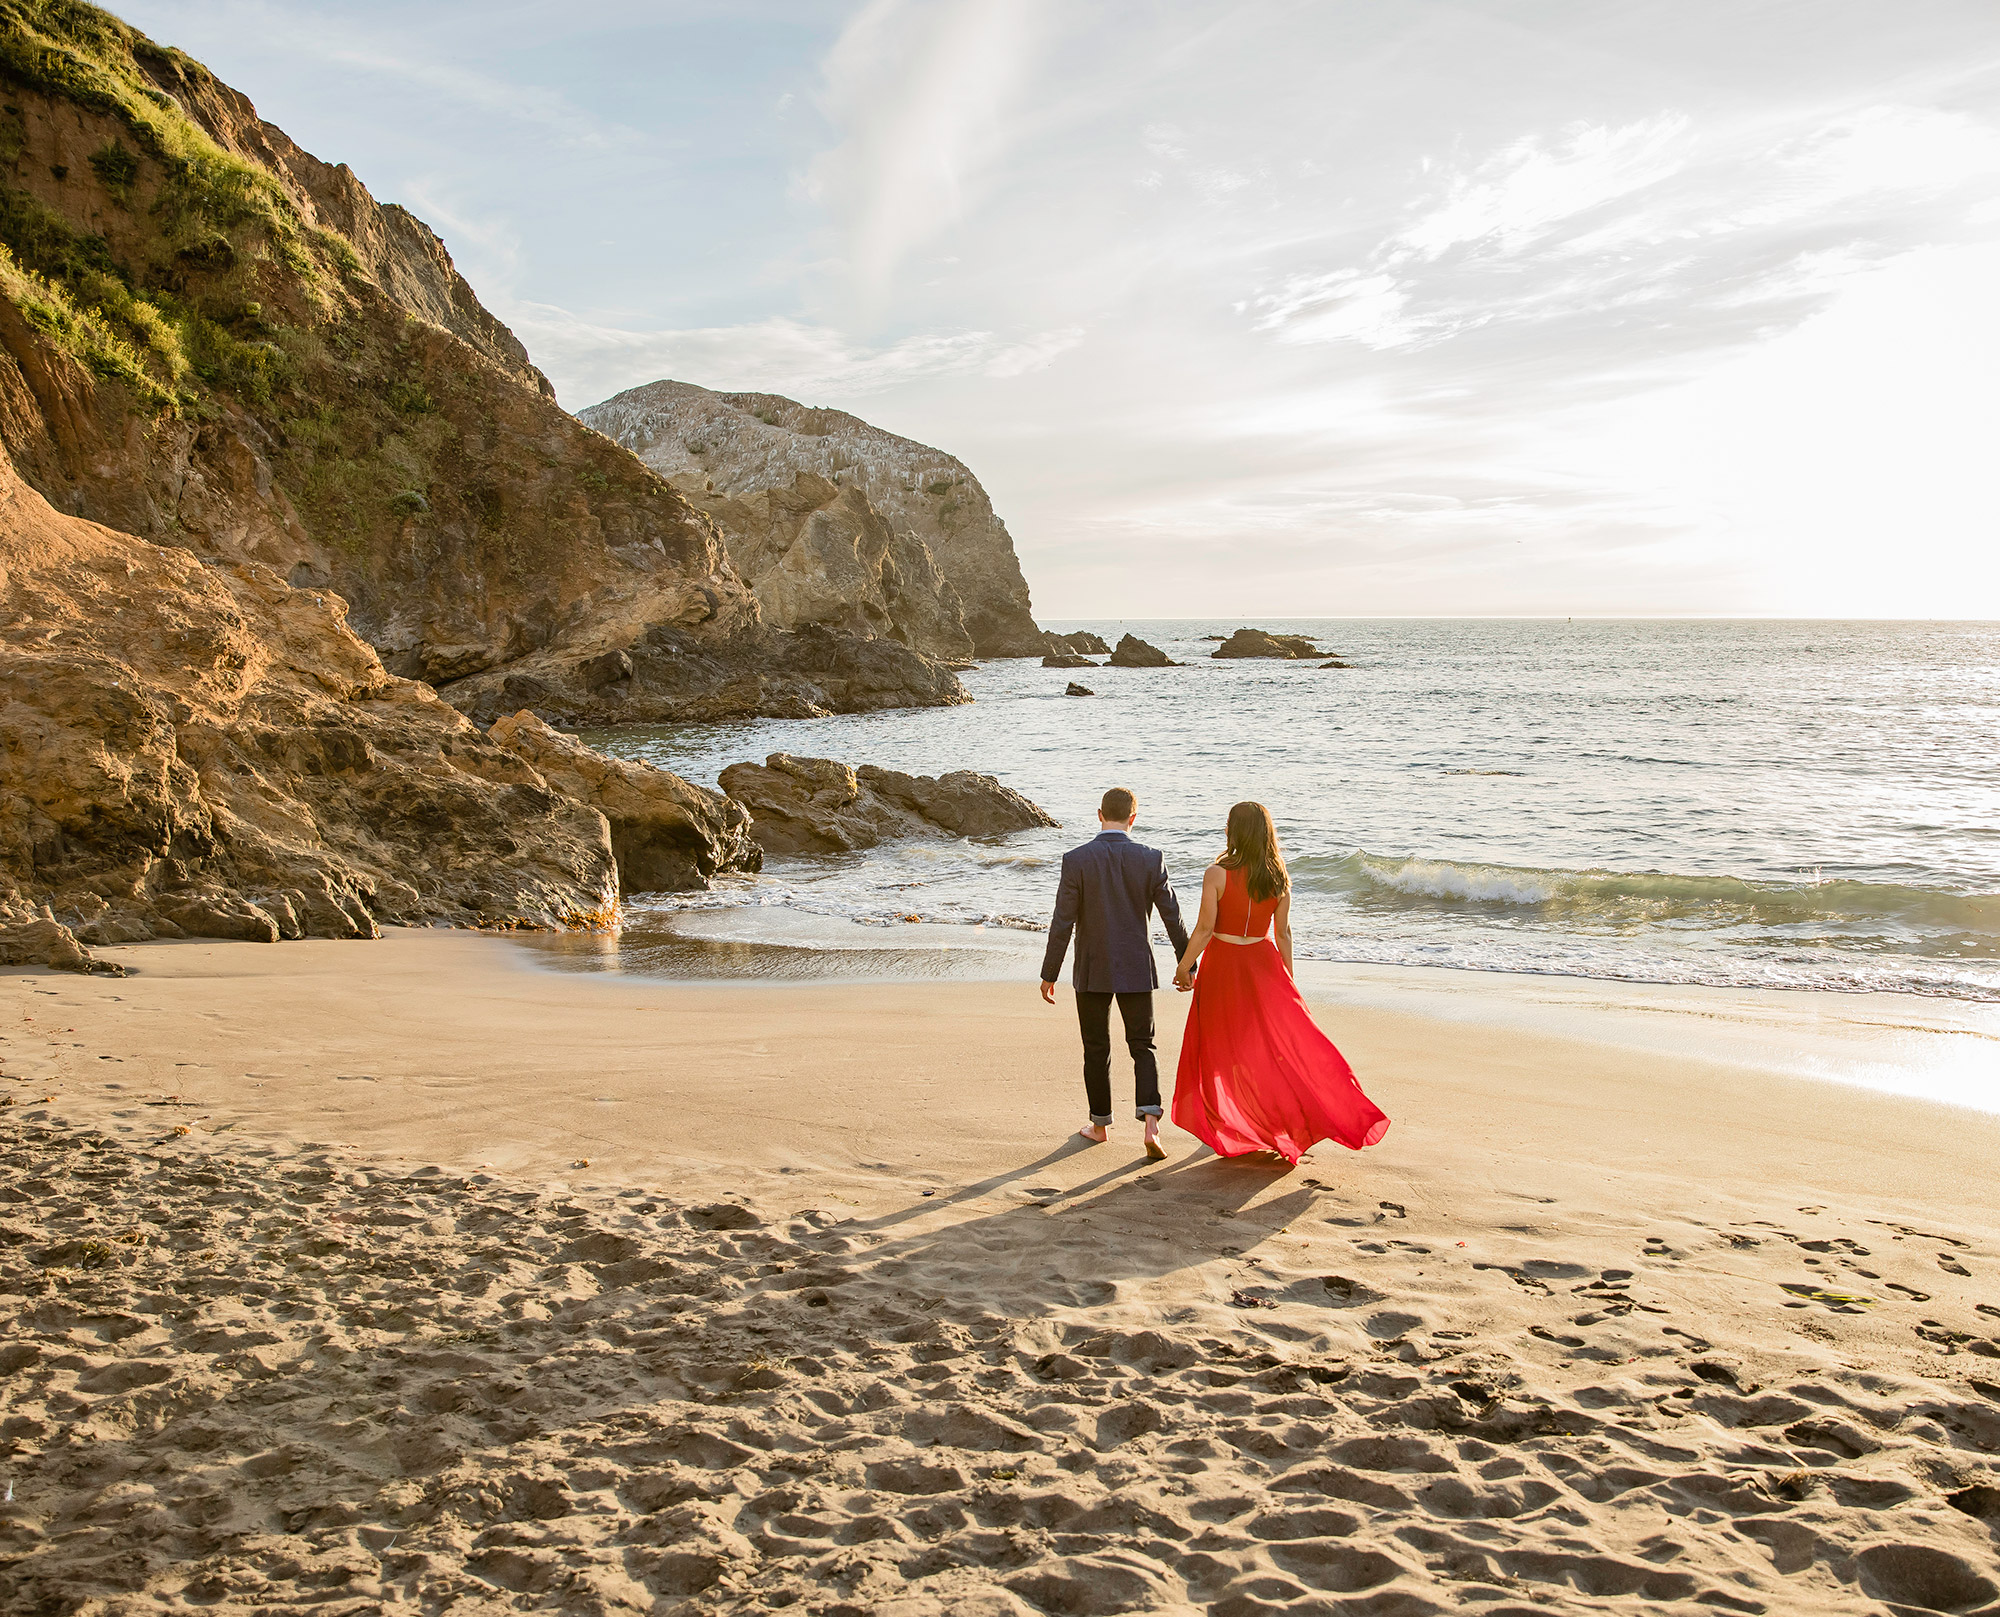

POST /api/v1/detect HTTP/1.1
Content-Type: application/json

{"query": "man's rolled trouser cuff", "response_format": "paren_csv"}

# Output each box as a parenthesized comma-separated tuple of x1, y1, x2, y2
(1090, 1113, 1113, 1127)
(1136, 1104, 1163, 1119)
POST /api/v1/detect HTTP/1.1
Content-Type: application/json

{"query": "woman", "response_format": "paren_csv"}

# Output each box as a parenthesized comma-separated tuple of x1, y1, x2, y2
(1171, 802, 1389, 1163)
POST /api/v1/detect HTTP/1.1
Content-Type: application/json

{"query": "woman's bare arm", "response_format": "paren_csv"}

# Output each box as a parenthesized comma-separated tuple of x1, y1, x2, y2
(1273, 892, 1294, 976)
(1174, 865, 1225, 989)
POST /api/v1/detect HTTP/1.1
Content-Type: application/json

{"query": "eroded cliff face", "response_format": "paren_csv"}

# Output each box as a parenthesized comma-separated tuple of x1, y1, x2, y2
(0, 450, 625, 962)
(675, 470, 973, 661)
(0, 2, 962, 723)
(580, 380, 1046, 658)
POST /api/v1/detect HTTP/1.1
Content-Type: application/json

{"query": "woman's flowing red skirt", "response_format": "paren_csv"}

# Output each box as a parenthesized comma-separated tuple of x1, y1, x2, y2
(1172, 940, 1389, 1163)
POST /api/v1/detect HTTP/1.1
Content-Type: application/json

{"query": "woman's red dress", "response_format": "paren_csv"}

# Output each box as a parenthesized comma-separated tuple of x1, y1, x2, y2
(1171, 866, 1389, 1163)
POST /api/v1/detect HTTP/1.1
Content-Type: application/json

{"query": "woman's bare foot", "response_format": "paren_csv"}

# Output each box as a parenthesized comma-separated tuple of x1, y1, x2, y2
(1077, 1124, 1108, 1144)
(1144, 1122, 1167, 1161)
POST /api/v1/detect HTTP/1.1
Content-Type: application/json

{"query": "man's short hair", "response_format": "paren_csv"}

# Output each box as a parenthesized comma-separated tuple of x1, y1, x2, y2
(1100, 787, 1136, 821)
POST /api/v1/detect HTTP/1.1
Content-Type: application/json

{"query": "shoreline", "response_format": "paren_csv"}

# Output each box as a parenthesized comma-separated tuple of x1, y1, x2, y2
(6, 929, 2000, 1613)
(513, 912, 2000, 1116)
(5, 924, 1998, 1227)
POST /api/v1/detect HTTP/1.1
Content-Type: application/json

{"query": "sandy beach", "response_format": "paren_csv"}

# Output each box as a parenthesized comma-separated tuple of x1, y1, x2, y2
(5, 931, 2000, 1615)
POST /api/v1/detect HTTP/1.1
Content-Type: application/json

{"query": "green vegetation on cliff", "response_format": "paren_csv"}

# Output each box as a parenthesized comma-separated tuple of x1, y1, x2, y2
(0, 0, 354, 410)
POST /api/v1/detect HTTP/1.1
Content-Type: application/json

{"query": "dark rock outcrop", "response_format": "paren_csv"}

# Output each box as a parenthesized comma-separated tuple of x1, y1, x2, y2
(443, 621, 967, 728)
(0, 454, 625, 969)
(580, 380, 1046, 658)
(1319, 658, 1353, 670)
(1065, 682, 1094, 697)
(1042, 653, 1096, 668)
(1212, 628, 1324, 660)
(488, 712, 759, 894)
(1107, 634, 1176, 668)
(717, 755, 1056, 858)
(1045, 631, 1110, 655)
(0, 10, 964, 723)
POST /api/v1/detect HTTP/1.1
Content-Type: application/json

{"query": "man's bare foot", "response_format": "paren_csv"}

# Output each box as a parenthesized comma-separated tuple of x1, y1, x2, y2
(1144, 1123, 1167, 1161)
(1077, 1124, 1108, 1144)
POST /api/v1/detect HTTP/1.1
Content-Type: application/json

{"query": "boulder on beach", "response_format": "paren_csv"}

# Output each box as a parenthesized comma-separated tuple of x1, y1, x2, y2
(719, 755, 1057, 856)
(1045, 630, 1112, 655)
(1212, 627, 1324, 660)
(1042, 653, 1098, 668)
(1107, 634, 1177, 668)
(489, 712, 761, 893)
(1066, 682, 1095, 697)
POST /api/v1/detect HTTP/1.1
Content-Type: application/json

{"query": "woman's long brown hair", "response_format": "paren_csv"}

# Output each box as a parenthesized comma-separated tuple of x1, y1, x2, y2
(1220, 800, 1289, 902)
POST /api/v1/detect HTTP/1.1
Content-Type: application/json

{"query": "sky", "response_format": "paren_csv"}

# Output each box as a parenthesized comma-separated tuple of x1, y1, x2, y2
(117, 0, 2000, 618)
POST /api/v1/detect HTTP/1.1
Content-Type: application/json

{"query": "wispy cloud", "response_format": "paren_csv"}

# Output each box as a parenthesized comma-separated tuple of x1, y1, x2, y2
(1250, 103, 2000, 362)
(804, 0, 1048, 310)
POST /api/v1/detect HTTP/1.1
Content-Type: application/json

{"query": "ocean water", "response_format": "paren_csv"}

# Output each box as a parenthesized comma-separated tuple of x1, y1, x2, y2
(579, 620, 2000, 1002)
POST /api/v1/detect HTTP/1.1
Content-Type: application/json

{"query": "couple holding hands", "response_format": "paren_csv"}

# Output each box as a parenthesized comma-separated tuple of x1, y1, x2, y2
(1039, 787, 1389, 1164)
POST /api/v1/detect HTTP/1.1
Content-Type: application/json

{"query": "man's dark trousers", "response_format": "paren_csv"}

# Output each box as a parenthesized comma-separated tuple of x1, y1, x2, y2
(1075, 991, 1159, 1124)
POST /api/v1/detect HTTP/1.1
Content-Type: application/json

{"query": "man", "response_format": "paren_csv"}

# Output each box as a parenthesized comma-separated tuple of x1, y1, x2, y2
(1040, 786, 1192, 1157)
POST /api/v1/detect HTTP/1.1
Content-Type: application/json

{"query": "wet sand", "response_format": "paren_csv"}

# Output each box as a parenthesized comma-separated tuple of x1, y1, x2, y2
(3, 930, 1999, 1614)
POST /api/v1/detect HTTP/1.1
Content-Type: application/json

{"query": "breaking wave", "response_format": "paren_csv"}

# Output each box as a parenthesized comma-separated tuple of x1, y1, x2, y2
(1293, 851, 2000, 947)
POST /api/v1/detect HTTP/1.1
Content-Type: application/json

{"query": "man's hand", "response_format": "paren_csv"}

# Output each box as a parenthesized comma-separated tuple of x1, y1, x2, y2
(1173, 965, 1194, 992)
(1039, 979, 1057, 1004)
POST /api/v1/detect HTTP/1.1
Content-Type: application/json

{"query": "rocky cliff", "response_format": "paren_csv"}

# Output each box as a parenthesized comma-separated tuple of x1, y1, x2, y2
(579, 380, 1046, 658)
(0, 2, 962, 724)
(0, 450, 612, 964)
(0, 442, 771, 972)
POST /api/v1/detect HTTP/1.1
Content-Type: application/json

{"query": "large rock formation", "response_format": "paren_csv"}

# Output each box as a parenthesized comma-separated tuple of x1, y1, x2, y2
(0, 454, 617, 967)
(0, 450, 768, 972)
(580, 380, 1046, 658)
(717, 754, 1057, 858)
(661, 469, 973, 661)
(0, 6, 963, 723)
(488, 711, 759, 893)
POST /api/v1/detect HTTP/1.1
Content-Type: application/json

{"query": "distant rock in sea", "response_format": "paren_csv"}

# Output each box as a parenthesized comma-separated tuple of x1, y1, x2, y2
(1045, 631, 1111, 655)
(1319, 658, 1353, 669)
(1043, 653, 1097, 668)
(718, 755, 1057, 857)
(1065, 682, 1095, 697)
(580, 381, 1047, 659)
(1212, 628, 1325, 660)
(1107, 634, 1177, 668)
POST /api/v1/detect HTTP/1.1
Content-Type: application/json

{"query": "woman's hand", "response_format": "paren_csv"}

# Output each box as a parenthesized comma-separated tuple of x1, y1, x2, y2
(1173, 961, 1194, 991)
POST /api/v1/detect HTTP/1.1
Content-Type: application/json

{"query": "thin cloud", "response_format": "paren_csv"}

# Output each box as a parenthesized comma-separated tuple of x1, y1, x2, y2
(805, 0, 1048, 309)
(1249, 101, 2000, 367)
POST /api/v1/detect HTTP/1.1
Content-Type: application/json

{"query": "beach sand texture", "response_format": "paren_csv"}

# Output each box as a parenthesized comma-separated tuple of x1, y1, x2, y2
(4, 934, 2000, 1615)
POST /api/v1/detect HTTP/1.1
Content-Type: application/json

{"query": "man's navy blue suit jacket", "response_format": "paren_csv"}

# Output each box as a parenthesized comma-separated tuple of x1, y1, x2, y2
(1040, 830, 1193, 993)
